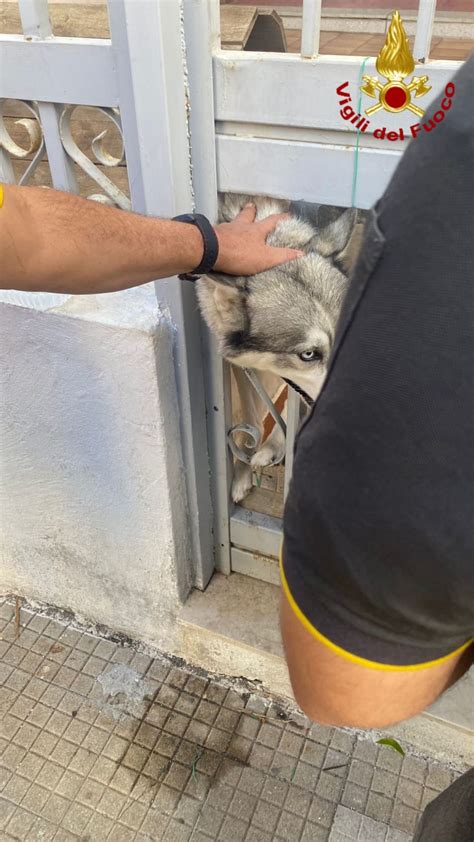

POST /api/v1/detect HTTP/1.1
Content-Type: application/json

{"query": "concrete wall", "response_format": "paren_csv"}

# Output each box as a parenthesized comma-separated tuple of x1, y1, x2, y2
(0, 287, 193, 651)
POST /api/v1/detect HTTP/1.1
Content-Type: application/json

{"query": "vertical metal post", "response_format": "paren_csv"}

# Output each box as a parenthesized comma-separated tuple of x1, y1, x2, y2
(413, 0, 437, 63)
(301, 0, 322, 59)
(0, 149, 15, 183)
(182, 0, 232, 575)
(283, 390, 301, 500)
(17, 0, 77, 191)
(107, 0, 215, 588)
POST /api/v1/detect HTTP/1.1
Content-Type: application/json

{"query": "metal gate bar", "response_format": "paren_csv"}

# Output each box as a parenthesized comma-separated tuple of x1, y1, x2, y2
(414, 0, 438, 62)
(301, 0, 322, 58)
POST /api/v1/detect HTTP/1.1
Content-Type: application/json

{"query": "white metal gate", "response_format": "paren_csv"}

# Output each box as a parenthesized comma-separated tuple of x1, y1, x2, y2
(0, 0, 465, 589)
(199, 0, 464, 585)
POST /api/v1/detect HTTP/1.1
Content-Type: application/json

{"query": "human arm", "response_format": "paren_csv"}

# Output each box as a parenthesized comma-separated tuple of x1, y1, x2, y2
(0, 184, 302, 294)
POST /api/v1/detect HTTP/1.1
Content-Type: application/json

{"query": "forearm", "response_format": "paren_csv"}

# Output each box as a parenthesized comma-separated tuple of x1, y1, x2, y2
(0, 185, 204, 294)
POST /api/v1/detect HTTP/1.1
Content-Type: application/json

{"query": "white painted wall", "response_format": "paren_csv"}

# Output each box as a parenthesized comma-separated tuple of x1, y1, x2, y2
(0, 290, 194, 650)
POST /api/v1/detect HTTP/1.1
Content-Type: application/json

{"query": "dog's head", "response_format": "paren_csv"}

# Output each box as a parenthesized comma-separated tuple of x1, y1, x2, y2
(196, 195, 357, 401)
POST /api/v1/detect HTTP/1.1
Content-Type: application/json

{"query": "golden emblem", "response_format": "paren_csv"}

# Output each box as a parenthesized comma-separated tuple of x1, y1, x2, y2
(361, 11, 431, 118)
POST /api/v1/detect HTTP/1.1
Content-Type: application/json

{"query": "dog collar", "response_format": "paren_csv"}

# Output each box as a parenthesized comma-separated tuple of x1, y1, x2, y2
(283, 378, 314, 407)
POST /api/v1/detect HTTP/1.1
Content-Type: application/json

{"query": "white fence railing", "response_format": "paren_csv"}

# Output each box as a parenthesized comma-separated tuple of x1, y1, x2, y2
(1, 0, 464, 587)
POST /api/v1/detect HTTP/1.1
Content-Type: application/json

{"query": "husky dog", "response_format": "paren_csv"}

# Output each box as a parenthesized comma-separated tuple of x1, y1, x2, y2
(197, 194, 359, 502)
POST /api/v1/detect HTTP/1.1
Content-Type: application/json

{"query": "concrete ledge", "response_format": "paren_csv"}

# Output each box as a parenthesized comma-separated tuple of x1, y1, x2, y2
(177, 572, 474, 766)
(178, 572, 292, 697)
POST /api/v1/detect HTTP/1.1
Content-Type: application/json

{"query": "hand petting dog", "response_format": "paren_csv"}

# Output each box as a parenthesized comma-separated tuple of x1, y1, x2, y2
(213, 203, 304, 275)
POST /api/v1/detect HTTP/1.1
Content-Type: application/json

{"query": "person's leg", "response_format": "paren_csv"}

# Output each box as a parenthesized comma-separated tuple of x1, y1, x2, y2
(413, 769, 474, 842)
(281, 588, 473, 727)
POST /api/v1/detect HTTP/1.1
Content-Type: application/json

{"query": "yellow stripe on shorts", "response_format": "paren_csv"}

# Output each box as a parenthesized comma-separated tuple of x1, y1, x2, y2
(280, 546, 472, 672)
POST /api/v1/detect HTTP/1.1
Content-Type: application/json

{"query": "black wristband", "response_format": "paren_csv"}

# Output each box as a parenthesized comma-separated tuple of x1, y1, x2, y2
(172, 213, 219, 281)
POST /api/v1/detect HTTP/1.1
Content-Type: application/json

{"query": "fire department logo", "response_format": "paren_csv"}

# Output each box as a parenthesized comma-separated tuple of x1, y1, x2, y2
(360, 11, 431, 118)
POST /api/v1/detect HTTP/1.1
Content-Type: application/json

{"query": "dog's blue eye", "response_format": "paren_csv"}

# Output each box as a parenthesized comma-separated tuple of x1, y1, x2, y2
(299, 349, 322, 362)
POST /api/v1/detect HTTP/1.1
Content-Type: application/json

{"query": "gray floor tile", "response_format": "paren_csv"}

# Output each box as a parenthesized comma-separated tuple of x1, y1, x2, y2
(0, 599, 464, 842)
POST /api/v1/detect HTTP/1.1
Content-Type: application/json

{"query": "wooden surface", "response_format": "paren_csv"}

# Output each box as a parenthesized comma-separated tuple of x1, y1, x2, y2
(0, 2, 110, 37)
(0, 3, 287, 50)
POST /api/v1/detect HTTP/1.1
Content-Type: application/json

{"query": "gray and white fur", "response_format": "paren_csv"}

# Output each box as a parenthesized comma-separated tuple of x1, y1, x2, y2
(197, 194, 359, 501)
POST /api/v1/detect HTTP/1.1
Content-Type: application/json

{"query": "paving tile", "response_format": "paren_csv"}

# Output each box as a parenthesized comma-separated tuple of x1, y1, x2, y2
(1, 742, 27, 772)
(358, 814, 387, 841)
(184, 675, 207, 697)
(229, 789, 258, 820)
(21, 782, 50, 813)
(15, 751, 45, 782)
(246, 828, 274, 842)
(107, 823, 136, 841)
(276, 808, 305, 841)
(0, 797, 16, 829)
(375, 748, 403, 775)
(371, 768, 399, 799)
(390, 802, 419, 835)
(347, 758, 373, 789)
(5, 805, 36, 839)
(76, 634, 99, 655)
(238, 767, 266, 797)
(396, 776, 423, 810)
(365, 792, 393, 824)
(419, 785, 439, 811)
(308, 795, 336, 829)
(227, 735, 252, 763)
(195, 803, 225, 836)
(330, 732, 355, 756)
(61, 801, 94, 834)
(174, 794, 202, 826)
(205, 727, 232, 754)
(251, 797, 281, 833)
(279, 730, 305, 758)
(0, 602, 461, 842)
(50, 740, 79, 768)
(41, 793, 70, 824)
(56, 770, 84, 800)
(425, 762, 453, 791)
(332, 804, 362, 836)
(400, 754, 427, 784)
(29, 815, 58, 841)
(302, 821, 331, 841)
(140, 805, 170, 838)
(35, 760, 64, 791)
(166, 817, 193, 841)
(316, 771, 344, 803)
(203, 684, 227, 705)
(5, 669, 30, 694)
(386, 828, 412, 842)
(2, 774, 31, 804)
(301, 740, 326, 768)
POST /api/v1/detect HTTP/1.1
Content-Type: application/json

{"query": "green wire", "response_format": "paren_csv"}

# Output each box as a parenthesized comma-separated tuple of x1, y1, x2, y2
(351, 56, 371, 208)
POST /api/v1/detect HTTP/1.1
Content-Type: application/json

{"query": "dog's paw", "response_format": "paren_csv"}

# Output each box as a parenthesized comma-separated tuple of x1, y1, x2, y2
(250, 440, 285, 469)
(231, 462, 253, 503)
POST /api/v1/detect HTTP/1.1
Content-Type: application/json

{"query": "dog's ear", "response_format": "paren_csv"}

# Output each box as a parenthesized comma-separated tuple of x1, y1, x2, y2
(196, 274, 247, 335)
(312, 208, 357, 259)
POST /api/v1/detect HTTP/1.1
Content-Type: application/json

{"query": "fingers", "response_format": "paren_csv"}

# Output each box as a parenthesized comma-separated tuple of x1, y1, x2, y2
(235, 202, 257, 224)
(257, 212, 290, 237)
(264, 247, 304, 269)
